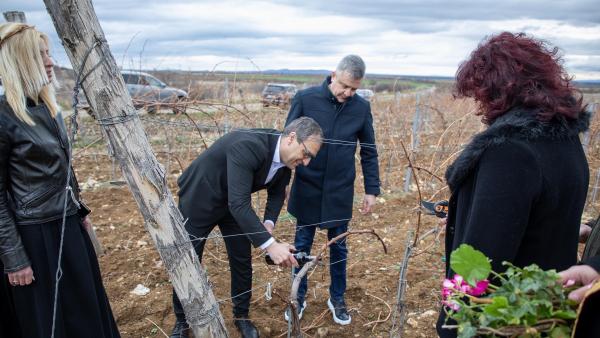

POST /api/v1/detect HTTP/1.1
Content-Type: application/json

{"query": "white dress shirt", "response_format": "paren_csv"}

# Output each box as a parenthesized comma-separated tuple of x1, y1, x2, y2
(259, 136, 285, 250)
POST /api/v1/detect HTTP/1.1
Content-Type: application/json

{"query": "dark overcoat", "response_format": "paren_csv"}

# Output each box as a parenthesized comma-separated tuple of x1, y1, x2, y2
(285, 77, 380, 228)
(437, 107, 590, 337)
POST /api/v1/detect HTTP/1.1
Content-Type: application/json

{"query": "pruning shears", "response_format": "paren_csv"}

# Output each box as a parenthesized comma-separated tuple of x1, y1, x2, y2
(265, 251, 316, 267)
(421, 200, 449, 218)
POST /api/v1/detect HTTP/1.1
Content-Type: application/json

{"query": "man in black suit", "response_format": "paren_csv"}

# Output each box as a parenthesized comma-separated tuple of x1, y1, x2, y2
(170, 117, 323, 338)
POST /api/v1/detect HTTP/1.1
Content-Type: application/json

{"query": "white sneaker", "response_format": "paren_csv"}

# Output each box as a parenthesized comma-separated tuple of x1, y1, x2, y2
(327, 298, 351, 325)
(284, 301, 307, 321)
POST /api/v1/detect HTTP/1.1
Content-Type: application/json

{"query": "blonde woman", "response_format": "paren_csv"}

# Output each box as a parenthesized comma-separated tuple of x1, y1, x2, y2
(0, 23, 120, 337)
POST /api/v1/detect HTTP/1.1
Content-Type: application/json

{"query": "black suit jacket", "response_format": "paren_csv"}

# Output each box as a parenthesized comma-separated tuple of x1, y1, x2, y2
(177, 129, 291, 247)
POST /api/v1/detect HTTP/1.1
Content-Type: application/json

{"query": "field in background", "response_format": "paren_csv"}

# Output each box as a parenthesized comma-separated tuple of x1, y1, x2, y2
(59, 69, 600, 337)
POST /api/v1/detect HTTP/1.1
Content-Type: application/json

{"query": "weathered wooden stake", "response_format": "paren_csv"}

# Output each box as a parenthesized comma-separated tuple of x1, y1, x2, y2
(403, 94, 422, 192)
(3, 11, 27, 23)
(43, 1, 228, 337)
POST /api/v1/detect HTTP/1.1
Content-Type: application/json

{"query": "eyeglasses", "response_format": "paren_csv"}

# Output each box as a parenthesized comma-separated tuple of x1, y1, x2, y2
(300, 141, 316, 160)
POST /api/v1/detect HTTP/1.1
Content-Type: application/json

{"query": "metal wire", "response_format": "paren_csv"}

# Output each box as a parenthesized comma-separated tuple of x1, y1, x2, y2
(51, 40, 106, 338)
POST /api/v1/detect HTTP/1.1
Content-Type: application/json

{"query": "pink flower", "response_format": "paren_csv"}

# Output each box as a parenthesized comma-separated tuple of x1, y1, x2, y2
(442, 274, 489, 300)
(442, 279, 455, 299)
(470, 280, 489, 296)
(442, 299, 461, 311)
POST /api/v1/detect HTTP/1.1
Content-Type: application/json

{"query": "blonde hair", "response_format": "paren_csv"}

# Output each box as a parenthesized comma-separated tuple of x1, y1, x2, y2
(0, 23, 59, 125)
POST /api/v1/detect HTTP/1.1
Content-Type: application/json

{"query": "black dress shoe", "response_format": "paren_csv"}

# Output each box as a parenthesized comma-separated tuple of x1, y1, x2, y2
(234, 318, 259, 338)
(170, 319, 190, 338)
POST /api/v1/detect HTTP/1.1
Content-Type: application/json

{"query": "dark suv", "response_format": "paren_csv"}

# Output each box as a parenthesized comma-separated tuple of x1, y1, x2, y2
(261, 83, 297, 107)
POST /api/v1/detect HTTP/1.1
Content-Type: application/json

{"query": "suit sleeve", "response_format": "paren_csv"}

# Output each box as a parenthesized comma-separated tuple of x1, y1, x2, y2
(455, 142, 542, 273)
(285, 94, 304, 127)
(226, 141, 273, 248)
(0, 124, 31, 273)
(583, 255, 600, 272)
(264, 169, 291, 224)
(358, 104, 381, 196)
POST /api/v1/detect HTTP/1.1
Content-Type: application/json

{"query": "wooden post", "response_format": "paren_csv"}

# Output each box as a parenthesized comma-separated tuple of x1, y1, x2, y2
(3, 11, 27, 23)
(42, 1, 229, 337)
(403, 94, 422, 192)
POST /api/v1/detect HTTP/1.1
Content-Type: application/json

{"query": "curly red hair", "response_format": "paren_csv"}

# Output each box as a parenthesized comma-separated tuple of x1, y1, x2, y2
(455, 32, 583, 123)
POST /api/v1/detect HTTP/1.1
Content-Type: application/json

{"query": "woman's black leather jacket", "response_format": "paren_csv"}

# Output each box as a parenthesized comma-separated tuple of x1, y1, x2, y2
(0, 96, 82, 272)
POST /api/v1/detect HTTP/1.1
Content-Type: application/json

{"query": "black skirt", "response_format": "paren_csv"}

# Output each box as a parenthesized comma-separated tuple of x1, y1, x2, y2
(1, 260, 21, 337)
(7, 215, 120, 338)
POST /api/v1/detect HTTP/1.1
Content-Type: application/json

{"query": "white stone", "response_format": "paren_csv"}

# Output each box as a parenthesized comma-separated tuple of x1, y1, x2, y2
(407, 317, 418, 328)
(131, 284, 150, 296)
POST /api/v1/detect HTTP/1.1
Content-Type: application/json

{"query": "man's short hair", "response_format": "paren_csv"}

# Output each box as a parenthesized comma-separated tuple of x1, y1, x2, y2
(336, 55, 366, 80)
(283, 117, 323, 143)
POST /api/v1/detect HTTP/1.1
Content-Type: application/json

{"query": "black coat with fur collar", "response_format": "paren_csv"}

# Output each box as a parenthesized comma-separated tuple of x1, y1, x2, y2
(437, 107, 590, 337)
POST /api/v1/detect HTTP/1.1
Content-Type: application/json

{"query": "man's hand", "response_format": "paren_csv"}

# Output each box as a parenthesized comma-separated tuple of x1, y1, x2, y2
(360, 194, 376, 215)
(265, 242, 298, 268)
(579, 223, 593, 243)
(263, 220, 274, 234)
(7, 266, 34, 286)
(558, 264, 599, 302)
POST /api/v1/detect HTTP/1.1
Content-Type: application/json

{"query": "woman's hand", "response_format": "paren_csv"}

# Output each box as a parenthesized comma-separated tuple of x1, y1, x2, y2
(579, 223, 593, 243)
(82, 216, 92, 232)
(7, 266, 34, 286)
(559, 264, 599, 302)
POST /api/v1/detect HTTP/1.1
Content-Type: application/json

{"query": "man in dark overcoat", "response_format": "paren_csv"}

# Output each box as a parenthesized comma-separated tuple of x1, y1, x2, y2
(284, 55, 380, 325)
(170, 117, 323, 338)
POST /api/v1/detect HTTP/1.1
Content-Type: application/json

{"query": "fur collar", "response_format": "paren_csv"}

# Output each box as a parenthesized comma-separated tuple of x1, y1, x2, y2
(445, 107, 590, 192)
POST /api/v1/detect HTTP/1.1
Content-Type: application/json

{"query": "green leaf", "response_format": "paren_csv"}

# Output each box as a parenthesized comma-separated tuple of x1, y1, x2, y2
(450, 244, 492, 285)
(549, 325, 571, 338)
(457, 322, 477, 338)
(552, 310, 577, 320)
(483, 296, 508, 318)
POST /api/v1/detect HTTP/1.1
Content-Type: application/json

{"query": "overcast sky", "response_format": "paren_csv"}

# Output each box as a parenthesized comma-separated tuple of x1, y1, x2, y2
(3, 0, 600, 79)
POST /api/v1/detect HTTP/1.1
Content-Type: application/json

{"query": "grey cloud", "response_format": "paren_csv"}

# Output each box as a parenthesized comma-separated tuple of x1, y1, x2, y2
(1, 1, 44, 13)
(2, 0, 598, 77)
(134, 33, 344, 58)
(273, 0, 600, 27)
(572, 64, 600, 72)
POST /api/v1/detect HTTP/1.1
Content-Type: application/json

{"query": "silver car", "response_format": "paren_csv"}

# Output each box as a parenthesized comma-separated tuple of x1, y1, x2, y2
(261, 83, 297, 107)
(121, 70, 188, 114)
(78, 70, 188, 115)
(356, 89, 374, 101)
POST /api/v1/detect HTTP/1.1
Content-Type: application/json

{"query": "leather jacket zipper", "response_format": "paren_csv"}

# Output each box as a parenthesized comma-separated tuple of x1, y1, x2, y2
(23, 183, 61, 210)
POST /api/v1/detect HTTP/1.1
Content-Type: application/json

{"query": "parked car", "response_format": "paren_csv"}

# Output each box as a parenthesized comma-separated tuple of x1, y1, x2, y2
(79, 70, 188, 115)
(261, 83, 297, 107)
(356, 89, 374, 101)
(121, 70, 188, 114)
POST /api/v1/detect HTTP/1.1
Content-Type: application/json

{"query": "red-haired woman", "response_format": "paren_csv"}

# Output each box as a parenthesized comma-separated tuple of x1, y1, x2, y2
(437, 32, 590, 337)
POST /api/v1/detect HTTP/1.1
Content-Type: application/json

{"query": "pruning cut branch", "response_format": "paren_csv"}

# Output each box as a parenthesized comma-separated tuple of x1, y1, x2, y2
(399, 141, 423, 246)
(408, 164, 444, 183)
(287, 229, 387, 337)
